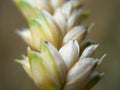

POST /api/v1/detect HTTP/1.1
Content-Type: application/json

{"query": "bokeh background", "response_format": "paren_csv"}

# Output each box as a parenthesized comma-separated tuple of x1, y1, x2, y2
(0, 0, 120, 90)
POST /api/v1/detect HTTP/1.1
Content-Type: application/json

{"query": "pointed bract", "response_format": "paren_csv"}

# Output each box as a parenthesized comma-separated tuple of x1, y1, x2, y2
(63, 26, 87, 44)
(64, 58, 97, 90)
(16, 55, 32, 78)
(59, 40, 80, 69)
(13, 0, 37, 18)
(79, 39, 94, 55)
(80, 44, 99, 59)
(53, 9, 67, 35)
(17, 29, 33, 47)
(34, 0, 53, 14)
(27, 47, 57, 90)
(40, 42, 67, 85)
(38, 10, 63, 48)
(83, 72, 104, 90)
(67, 9, 84, 30)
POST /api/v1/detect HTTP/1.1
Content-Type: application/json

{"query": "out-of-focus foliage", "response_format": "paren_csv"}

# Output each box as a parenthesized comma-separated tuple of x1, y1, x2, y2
(0, 0, 120, 90)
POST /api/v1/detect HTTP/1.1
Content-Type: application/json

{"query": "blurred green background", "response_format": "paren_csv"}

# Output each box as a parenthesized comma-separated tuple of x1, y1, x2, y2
(0, 0, 120, 90)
